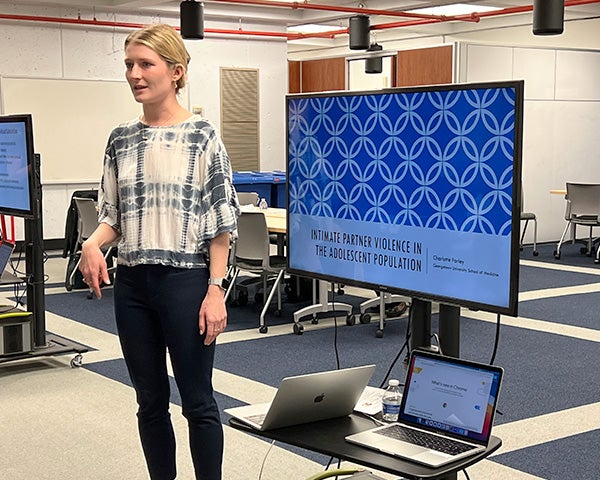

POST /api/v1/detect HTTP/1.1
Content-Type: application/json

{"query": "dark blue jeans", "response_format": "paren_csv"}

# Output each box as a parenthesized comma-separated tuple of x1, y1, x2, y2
(114, 264, 223, 480)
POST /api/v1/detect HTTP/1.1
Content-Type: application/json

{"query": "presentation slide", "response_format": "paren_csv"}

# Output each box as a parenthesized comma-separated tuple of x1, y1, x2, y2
(0, 121, 31, 212)
(287, 82, 522, 314)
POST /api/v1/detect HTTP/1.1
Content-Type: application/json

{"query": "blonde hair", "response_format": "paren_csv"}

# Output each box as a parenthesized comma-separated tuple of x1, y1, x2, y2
(125, 23, 191, 93)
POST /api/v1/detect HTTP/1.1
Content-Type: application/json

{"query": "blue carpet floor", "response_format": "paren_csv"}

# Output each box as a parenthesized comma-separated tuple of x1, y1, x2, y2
(32, 246, 600, 479)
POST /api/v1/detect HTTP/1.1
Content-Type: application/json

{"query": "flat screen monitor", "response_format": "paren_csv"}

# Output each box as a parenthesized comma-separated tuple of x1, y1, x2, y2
(286, 81, 523, 316)
(0, 113, 36, 219)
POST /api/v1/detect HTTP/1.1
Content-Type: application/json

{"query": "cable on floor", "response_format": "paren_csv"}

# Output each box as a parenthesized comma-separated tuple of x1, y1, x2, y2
(378, 302, 412, 388)
(257, 439, 276, 480)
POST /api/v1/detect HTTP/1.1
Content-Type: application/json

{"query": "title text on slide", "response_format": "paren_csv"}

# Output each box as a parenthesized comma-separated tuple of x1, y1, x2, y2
(311, 228, 423, 272)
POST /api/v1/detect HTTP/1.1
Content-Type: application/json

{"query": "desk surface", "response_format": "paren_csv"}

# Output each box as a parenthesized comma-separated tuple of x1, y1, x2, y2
(230, 414, 501, 480)
(263, 207, 287, 234)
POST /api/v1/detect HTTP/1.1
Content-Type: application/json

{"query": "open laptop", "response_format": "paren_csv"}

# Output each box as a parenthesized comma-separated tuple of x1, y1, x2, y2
(346, 350, 503, 468)
(0, 240, 16, 279)
(225, 364, 376, 431)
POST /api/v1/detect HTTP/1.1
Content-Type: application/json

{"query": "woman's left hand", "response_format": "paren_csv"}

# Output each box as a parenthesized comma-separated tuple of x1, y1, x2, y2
(199, 285, 227, 345)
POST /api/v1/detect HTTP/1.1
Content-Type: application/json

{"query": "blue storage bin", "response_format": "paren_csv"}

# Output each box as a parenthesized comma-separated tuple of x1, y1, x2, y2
(270, 171, 287, 208)
(233, 171, 287, 208)
(233, 172, 273, 205)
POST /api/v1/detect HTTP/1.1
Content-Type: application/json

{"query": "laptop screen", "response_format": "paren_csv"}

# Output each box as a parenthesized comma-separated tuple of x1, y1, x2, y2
(0, 241, 15, 275)
(399, 351, 503, 445)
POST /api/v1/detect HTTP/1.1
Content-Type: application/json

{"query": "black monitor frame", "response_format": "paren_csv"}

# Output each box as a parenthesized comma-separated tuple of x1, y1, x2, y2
(286, 81, 523, 317)
(0, 113, 36, 219)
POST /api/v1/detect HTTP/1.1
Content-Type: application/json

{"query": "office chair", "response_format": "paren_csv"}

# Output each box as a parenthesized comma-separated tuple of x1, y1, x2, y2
(520, 187, 538, 256)
(553, 183, 600, 260)
(228, 211, 286, 333)
(305, 469, 385, 480)
(65, 197, 116, 297)
(357, 292, 409, 338)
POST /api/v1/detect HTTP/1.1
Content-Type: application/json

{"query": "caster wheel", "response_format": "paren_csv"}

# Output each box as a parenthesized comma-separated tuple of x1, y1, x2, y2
(533, 250, 539, 257)
(70, 354, 83, 368)
(65, 284, 73, 292)
(580, 246, 590, 256)
(311, 317, 319, 324)
(259, 325, 268, 334)
(519, 246, 523, 251)
(274, 309, 282, 317)
(254, 292, 264, 304)
(359, 313, 371, 324)
(293, 323, 304, 335)
(237, 291, 248, 306)
(337, 288, 345, 296)
(376, 329, 384, 338)
(86, 292, 93, 300)
(553, 250, 560, 259)
(346, 315, 356, 326)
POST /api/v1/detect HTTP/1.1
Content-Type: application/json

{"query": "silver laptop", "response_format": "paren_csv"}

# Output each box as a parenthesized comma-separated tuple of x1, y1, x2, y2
(0, 240, 16, 278)
(346, 351, 503, 468)
(225, 364, 376, 431)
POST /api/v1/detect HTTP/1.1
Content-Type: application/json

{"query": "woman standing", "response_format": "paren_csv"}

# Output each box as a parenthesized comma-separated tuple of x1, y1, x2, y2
(79, 23, 239, 480)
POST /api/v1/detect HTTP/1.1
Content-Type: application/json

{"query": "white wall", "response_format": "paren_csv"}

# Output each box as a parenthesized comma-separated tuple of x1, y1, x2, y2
(289, 17, 600, 244)
(0, 6, 288, 240)
(457, 43, 600, 244)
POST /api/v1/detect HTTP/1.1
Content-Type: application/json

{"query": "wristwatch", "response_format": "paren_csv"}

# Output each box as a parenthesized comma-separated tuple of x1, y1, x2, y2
(208, 277, 230, 291)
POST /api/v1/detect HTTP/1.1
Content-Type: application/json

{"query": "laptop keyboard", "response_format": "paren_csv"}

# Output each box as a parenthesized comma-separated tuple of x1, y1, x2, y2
(245, 413, 266, 426)
(376, 425, 477, 456)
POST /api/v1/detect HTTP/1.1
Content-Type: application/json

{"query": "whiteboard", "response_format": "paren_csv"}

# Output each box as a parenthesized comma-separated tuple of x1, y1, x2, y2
(0, 77, 142, 183)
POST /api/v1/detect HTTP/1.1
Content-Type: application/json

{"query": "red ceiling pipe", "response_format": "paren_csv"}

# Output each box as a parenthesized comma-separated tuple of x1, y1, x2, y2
(211, 0, 478, 22)
(0, 13, 301, 39)
(1, 0, 599, 41)
(371, 0, 600, 30)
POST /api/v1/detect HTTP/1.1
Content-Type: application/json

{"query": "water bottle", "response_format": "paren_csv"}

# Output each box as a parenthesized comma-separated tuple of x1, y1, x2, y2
(381, 379, 402, 422)
(258, 197, 268, 210)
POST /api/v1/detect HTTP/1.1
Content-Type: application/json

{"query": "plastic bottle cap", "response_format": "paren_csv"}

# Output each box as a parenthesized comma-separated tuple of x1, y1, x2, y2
(388, 379, 400, 387)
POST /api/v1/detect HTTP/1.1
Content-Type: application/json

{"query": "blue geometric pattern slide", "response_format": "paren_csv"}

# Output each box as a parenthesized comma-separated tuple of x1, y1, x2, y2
(288, 87, 516, 236)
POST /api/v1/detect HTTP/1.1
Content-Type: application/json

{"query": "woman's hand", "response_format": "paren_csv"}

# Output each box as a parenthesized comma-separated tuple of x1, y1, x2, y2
(199, 285, 227, 345)
(79, 240, 111, 299)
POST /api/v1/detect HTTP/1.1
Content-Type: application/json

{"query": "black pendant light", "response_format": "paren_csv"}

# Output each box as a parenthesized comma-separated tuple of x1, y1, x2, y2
(533, 0, 564, 35)
(349, 15, 370, 50)
(180, 0, 204, 39)
(365, 43, 383, 74)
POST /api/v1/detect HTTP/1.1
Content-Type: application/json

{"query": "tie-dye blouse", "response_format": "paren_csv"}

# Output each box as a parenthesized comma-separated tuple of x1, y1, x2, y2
(98, 114, 239, 268)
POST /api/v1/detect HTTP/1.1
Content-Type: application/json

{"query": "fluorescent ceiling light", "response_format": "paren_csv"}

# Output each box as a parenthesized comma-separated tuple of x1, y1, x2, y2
(410, 3, 502, 16)
(287, 24, 340, 34)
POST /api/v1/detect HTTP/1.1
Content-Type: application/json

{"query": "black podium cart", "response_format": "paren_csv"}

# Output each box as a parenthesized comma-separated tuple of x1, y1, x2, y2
(229, 414, 501, 480)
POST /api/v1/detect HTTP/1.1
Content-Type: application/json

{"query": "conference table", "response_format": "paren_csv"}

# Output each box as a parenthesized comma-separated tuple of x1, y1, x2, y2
(263, 207, 286, 235)
(229, 414, 502, 480)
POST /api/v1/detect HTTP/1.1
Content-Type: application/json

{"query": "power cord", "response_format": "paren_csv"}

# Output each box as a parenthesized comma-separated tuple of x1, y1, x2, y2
(489, 313, 501, 365)
(331, 282, 341, 371)
(257, 440, 276, 480)
(378, 302, 412, 388)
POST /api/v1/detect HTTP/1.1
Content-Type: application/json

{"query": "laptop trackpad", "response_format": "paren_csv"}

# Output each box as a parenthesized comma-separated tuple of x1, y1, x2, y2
(372, 437, 426, 456)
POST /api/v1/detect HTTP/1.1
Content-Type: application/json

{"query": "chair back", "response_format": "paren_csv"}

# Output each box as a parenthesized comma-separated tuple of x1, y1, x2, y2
(73, 197, 100, 243)
(234, 211, 270, 269)
(236, 191, 260, 206)
(565, 183, 600, 220)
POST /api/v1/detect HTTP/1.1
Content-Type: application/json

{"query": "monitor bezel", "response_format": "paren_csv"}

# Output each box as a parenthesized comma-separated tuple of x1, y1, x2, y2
(285, 80, 523, 317)
(0, 113, 36, 219)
